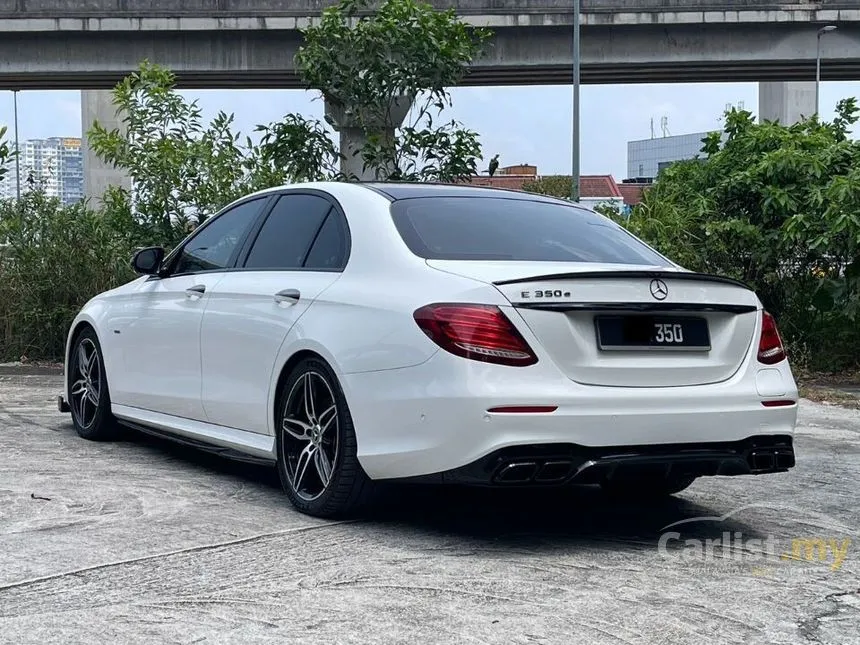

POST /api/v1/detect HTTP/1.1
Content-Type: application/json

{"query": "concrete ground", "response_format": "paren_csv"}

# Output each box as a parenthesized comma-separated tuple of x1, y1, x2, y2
(1, 368, 858, 645)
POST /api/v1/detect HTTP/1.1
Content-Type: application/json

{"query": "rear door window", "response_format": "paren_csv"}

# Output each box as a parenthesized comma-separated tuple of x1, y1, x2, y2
(244, 194, 333, 270)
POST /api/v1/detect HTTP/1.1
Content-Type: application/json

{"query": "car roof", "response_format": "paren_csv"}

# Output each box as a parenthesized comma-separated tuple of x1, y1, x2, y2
(361, 182, 574, 205)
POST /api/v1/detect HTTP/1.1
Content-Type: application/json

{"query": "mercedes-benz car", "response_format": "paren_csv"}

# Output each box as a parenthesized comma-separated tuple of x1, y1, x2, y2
(59, 182, 798, 517)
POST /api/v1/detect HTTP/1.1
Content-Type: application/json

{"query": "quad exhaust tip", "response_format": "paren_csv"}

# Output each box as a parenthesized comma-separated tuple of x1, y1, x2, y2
(493, 459, 574, 484)
(747, 448, 795, 472)
(490, 443, 796, 484)
(495, 461, 539, 483)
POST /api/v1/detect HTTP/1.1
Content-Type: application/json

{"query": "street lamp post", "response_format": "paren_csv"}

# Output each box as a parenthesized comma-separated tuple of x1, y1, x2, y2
(571, 0, 580, 202)
(816, 25, 837, 115)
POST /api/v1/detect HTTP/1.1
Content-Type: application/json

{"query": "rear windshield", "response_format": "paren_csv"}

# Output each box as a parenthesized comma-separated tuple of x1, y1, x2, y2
(390, 196, 670, 265)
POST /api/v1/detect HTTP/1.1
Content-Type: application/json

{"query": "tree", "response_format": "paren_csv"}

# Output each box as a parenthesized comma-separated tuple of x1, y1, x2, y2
(87, 0, 490, 244)
(625, 100, 860, 369)
(263, 0, 490, 181)
(87, 62, 286, 246)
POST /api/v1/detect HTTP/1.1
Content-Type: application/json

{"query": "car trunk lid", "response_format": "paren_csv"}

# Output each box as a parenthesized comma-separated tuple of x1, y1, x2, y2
(426, 260, 760, 387)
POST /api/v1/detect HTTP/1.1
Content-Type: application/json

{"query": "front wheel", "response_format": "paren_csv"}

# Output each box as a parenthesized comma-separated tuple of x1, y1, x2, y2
(275, 357, 375, 518)
(68, 327, 119, 441)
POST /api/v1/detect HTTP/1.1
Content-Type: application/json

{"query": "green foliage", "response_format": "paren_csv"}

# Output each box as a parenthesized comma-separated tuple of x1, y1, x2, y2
(0, 193, 139, 360)
(87, 0, 493, 232)
(522, 175, 575, 200)
(624, 100, 860, 370)
(0, 126, 13, 183)
(255, 115, 342, 183)
(299, 0, 487, 121)
(87, 61, 287, 247)
(293, 0, 489, 181)
(359, 105, 483, 181)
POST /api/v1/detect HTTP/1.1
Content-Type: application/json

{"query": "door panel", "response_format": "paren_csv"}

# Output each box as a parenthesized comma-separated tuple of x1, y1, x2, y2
(107, 272, 226, 420)
(199, 191, 350, 434)
(200, 271, 340, 433)
(106, 196, 268, 419)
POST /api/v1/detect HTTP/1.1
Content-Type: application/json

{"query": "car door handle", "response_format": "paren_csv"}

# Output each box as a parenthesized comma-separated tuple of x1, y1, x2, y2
(274, 288, 300, 304)
(185, 284, 206, 298)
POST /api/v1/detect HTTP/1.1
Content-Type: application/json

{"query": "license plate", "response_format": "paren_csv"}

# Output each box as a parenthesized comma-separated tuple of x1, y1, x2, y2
(595, 315, 710, 351)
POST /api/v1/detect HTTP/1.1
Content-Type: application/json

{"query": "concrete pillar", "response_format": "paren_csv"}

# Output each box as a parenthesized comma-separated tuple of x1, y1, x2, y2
(324, 95, 412, 180)
(81, 90, 131, 204)
(758, 82, 816, 124)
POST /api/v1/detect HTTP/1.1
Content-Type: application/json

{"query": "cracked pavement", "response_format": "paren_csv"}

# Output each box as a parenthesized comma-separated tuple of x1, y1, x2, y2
(1, 368, 858, 644)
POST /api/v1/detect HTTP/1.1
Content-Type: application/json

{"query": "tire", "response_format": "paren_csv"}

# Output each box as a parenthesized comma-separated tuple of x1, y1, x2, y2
(275, 357, 376, 518)
(68, 326, 120, 441)
(600, 474, 696, 499)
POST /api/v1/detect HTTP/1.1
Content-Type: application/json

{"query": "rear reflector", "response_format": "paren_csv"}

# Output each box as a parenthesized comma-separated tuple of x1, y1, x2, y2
(487, 405, 558, 413)
(757, 311, 787, 365)
(761, 400, 796, 407)
(414, 303, 538, 367)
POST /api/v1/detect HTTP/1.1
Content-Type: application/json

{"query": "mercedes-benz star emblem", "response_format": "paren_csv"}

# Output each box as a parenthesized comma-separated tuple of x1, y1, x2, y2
(649, 278, 669, 301)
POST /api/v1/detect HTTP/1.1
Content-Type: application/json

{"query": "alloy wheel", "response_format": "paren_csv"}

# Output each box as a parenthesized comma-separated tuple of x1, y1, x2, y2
(281, 370, 340, 501)
(70, 338, 101, 429)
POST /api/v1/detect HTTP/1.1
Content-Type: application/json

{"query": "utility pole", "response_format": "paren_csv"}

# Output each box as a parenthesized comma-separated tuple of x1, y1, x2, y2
(13, 90, 20, 200)
(571, 0, 580, 202)
(816, 25, 837, 115)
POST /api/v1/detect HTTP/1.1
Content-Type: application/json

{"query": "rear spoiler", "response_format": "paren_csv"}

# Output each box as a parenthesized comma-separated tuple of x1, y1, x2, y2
(493, 270, 753, 292)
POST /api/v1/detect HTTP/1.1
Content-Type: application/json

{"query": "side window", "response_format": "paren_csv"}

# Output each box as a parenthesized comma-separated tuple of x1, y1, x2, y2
(304, 212, 349, 270)
(243, 194, 332, 270)
(173, 199, 264, 275)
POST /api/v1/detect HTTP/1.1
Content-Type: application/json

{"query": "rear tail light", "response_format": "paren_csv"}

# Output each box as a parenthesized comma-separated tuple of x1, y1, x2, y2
(757, 311, 786, 365)
(413, 303, 538, 367)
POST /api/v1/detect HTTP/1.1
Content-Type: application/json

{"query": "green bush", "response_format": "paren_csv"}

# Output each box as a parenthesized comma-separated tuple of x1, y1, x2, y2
(0, 192, 139, 360)
(624, 101, 860, 371)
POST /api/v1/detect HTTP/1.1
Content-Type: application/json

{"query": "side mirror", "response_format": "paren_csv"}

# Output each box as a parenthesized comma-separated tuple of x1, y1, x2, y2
(131, 246, 164, 275)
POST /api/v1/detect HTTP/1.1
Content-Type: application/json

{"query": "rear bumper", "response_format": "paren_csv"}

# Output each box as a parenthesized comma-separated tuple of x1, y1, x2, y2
(390, 435, 796, 486)
(342, 347, 798, 481)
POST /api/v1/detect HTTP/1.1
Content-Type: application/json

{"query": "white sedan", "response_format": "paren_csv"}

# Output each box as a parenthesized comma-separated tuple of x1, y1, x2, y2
(60, 182, 798, 517)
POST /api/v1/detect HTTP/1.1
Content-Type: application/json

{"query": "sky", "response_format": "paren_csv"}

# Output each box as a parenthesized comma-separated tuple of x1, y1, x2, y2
(1, 81, 859, 181)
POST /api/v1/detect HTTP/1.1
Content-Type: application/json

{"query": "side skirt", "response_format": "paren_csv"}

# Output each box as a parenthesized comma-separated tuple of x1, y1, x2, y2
(118, 419, 276, 467)
(111, 403, 276, 465)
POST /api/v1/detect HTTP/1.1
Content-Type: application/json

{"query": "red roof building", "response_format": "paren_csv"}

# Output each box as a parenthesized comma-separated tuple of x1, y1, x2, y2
(580, 175, 623, 200)
(467, 165, 649, 211)
(617, 183, 647, 207)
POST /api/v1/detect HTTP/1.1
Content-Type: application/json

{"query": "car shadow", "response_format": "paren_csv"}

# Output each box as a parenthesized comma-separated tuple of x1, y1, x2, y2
(368, 484, 764, 548)
(120, 425, 284, 490)
(118, 426, 763, 549)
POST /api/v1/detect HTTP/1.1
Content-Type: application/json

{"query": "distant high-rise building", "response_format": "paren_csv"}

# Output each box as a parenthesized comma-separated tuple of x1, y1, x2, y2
(627, 131, 726, 181)
(0, 136, 83, 205)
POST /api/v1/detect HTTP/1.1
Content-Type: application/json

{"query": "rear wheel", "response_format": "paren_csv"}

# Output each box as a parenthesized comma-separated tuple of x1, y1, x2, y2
(275, 357, 375, 518)
(69, 327, 119, 441)
(600, 474, 696, 499)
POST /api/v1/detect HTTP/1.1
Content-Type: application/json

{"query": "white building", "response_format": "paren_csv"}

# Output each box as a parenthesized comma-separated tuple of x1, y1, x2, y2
(627, 131, 727, 181)
(0, 136, 84, 205)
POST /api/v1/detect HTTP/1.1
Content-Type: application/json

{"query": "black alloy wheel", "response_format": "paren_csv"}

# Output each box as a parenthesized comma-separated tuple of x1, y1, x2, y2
(69, 327, 119, 440)
(276, 357, 375, 518)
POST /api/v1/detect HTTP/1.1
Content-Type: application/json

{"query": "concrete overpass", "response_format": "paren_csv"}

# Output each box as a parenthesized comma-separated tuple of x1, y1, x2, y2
(1, 1, 859, 87)
(0, 0, 858, 193)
